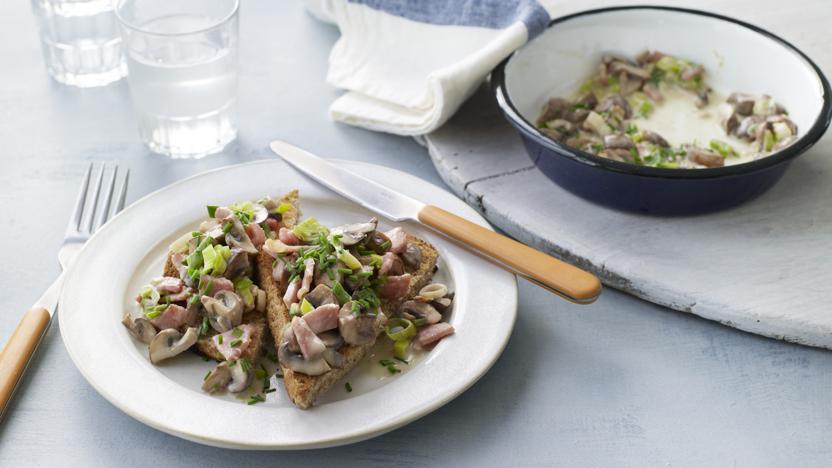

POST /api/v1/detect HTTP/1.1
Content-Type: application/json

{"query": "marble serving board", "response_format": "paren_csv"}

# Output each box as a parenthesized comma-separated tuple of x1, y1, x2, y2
(422, 86, 832, 349)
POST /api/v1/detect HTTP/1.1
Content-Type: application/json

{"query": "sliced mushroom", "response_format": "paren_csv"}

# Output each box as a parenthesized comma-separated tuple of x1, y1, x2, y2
(688, 147, 724, 168)
(642, 83, 663, 103)
(538, 97, 570, 124)
(641, 130, 670, 148)
(201, 290, 244, 333)
(401, 243, 421, 268)
(431, 297, 453, 313)
(330, 218, 378, 246)
(251, 203, 269, 224)
(399, 301, 442, 325)
(202, 361, 232, 393)
(222, 248, 251, 279)
(694, 90, 709, 109)
(598, 148, 634, 162)
(122, 312, 157, 344)
(322, 348, 344, 368)
(149, 327, 198, 364)
(596, 94, 632, 119)
(604, 134, 635, 150)
(277, 325, 331, 376)
(727, 93, 756, 115)
(736, 115, 766, 140)
(609, 61, 651, 80)
(305, 284, 338, 308)
(338, 301, 380, 346)
(575, 92, 598, 109)
(227, 361, 254, 393)
(363, 230, 392, 255)
(317, 330, 344, 349)
(225, 217, 258, 254)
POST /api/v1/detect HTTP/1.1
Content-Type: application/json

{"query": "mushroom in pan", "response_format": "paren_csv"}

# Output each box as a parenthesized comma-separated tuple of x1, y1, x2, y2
(121, 312, 156, 344)
(201, 290, 244, 333)
(225, 217, 258, 254)
(329, 218, 378, 246)
(604, 134, 636, 150)
(148, 327, 198, 364)
(251, 203, 269, 224)
(277, 325, 331, 376)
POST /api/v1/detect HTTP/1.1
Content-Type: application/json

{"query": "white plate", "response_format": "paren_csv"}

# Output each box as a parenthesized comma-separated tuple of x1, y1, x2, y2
(59, 159, 517, 449)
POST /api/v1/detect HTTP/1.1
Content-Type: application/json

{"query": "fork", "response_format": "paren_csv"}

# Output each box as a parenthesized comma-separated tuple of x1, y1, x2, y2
(0, 163, 129, 419)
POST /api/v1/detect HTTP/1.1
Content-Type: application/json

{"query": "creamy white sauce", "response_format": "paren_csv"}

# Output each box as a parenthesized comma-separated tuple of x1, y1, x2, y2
(631, 87, 757, 166)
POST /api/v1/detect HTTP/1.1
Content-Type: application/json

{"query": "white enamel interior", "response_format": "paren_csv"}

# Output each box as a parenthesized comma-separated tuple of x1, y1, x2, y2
(59, 160, 517, 449)
(504, 8, 826, 140)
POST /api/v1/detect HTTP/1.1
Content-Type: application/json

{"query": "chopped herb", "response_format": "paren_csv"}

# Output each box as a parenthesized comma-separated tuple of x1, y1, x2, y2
(239, 358, 252, 372)
(222, 221, 233, 234)
(247, 394, 266, 405)
(230, 339, 242, 348)
(345, 382, 353, 393)
(232, 327, 243, 338)
(265, 388, 277, 394)
(207, 205, 218, 217)
(413, 318, 427, 327)
(198, 315, 210, 337)
(203, 370, 212, 381)
(379, 360, 401, 375)
(379, 240, 392, 251)
(394, 356, 409, 364)
(337, 267, 353, 275)
(326, 268, 335, 280)
(217, 335, 223, 344)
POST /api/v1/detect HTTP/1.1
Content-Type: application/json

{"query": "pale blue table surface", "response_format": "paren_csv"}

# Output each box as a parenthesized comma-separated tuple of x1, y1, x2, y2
(0, 1, 830, 467)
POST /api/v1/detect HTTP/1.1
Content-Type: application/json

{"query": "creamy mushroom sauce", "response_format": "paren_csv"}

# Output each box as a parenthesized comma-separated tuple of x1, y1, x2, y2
(536, 51, 799, 169)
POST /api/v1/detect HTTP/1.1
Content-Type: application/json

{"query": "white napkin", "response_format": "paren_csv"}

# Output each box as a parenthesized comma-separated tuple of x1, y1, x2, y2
(304, 0, 556, 136)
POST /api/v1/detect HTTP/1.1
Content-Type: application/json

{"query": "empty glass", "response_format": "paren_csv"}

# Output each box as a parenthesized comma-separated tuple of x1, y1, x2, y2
(31, 0, 127, 87)
(115, 0, 239, 159)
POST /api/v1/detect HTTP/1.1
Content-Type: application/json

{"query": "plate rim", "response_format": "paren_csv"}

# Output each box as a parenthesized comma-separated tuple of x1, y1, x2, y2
(58, 159, 518, 449)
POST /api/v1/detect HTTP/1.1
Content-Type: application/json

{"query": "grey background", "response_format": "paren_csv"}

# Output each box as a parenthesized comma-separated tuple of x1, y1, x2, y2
(1, 1, 830, 466)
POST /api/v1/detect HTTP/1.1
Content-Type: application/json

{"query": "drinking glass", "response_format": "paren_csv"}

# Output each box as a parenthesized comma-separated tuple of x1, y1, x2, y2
(31, 0, 127, 87)
(115, 0, 239, 159)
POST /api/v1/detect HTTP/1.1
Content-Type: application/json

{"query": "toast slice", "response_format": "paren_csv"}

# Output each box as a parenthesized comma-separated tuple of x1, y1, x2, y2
(258, 233, 438, 409)
(161, 189, 300, 363)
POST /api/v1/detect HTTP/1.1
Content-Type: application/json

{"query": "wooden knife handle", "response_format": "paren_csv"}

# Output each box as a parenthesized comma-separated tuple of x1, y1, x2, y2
(418, 205, 601, 304)
(0, 307, 51, 417)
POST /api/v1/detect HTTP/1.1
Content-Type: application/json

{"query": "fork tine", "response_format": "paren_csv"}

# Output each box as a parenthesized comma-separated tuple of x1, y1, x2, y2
(84, 164, 105, 234)
(68, 163, 93, 234)
(94, 165, 118, 232)
(112, 168, 130, 217)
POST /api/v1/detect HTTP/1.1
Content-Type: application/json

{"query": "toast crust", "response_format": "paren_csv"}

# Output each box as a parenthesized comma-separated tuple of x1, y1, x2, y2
(258, 234, 439, 409)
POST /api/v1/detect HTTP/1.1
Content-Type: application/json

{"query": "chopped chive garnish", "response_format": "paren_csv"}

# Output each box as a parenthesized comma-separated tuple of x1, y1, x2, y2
(207, 205, 218, 217)
(240, 358, 252, 372)
(222, 221, 233, 234)
(203, 370, 212, 381)
(357, 271, 372, 277)
(326, 268, 335, 280)
(394, 357, 409, 364)
(247, 394, 266, 405)
(232, 328, 243, 338)
(379, 240, 392, 251)
(217, 335, 223, 344)
(265, 388, 276, 394)
(345, 382, 352, 393)
(413, 318, 427, 327)
(230, 339, 242, 348)
(337, 268, 352, 274)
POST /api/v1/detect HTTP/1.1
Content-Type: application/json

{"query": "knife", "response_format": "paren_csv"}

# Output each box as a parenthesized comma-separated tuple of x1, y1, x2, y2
(269, 140, 601, 304)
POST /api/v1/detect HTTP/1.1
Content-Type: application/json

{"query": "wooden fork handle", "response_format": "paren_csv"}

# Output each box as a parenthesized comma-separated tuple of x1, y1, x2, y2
(0, 307, 51, 418)
(418, 205, 602, 304)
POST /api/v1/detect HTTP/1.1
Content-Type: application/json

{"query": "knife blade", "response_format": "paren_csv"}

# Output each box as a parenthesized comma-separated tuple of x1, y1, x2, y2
(269, 140, 602, 304)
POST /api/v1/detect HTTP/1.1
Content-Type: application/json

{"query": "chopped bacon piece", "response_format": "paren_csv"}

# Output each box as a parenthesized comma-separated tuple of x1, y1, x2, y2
(155, 277, 184, 294)
(379, 252, 403, 276)
(292, 317, 326, 360)
(212, 324, 253, 361)
(245, 223, 266, 248)
(302, 304, 340, 334)
(265, 218, 280, 235)
(416, 322, 455, 347)
(283, 278, 301, 307)
(384, 227, 408, 254)
(166, 287, 192, 303)
(379, 273, 411, 301)
(150, 304, 198, 332)
(279, 227, 299, 245)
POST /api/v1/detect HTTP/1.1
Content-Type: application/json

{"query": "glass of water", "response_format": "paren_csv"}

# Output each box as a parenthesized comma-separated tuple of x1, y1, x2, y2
(31, 0, 127, 87)
(115, 0, 239, 159)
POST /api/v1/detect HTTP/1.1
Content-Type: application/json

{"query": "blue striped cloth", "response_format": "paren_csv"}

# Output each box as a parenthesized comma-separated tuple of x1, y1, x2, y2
(304, 0, 554, 135)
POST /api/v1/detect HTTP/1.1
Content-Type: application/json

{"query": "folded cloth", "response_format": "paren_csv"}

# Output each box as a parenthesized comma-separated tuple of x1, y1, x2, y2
(305, 0, 555, 136)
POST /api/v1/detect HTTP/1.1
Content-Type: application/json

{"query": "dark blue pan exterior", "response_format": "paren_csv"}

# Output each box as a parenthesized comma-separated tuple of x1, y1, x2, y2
(492, 6, 832, 216)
